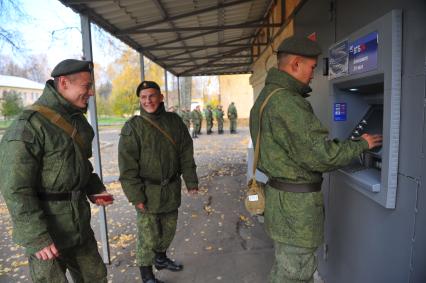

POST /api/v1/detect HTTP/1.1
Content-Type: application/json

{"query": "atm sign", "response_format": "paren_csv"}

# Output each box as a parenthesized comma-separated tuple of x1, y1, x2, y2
(334, 103, 347, 121)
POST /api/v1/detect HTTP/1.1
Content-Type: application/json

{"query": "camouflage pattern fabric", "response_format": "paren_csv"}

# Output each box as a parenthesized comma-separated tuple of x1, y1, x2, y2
(191, 109, 201, 135)
(249, 67, 370, 281)
(135, 210, 178, 266)
(216, 109, 224, 133)
(197, 110, 203, 134)
(264, 185, 324, 248)
(204, 108, 213, 133)
(28, 237, 107, 283)
(0, 80, 105, 255)
(227, 103, 238, 132)
(118, 102, 198, 213)
(269, 241, 316, 283)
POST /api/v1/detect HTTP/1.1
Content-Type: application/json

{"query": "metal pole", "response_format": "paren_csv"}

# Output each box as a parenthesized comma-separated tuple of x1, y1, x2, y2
(164, 69, 169, 107)
(80, 14, 110, 264)
(177, 76, 181, 110)
(139, 53, 145, 81)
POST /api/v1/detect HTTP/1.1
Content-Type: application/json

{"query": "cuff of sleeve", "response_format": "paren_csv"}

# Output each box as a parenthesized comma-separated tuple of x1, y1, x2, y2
(86, 174, 106, 195)
(25, 233, 54, 255)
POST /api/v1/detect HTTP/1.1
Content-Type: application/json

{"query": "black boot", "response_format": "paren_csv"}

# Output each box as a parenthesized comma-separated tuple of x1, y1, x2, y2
(139, 266, 164, 283)
(154, 252, 183, 272)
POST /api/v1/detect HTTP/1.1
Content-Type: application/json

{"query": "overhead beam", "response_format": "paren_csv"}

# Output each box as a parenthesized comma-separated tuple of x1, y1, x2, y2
(158, 35, 254, 61)
(183, 70, 251, 77)
(179, 47, 249, 75)
(119, 0, 252, 33)
(174, 63, 251, 68)
(144, 30, 219, 49)
(118, 21, 281, 34)
(145, 43, 265, 51)
(163, 55, 251, 61)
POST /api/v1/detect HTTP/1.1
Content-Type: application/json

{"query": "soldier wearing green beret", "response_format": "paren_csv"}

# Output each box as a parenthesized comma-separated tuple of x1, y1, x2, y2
(0, 59, 113, 283)
(249, 36, 382, 283)
(118, 80, 198, 283)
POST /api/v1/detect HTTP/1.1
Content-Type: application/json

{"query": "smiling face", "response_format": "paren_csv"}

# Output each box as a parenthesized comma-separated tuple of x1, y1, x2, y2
(58, 72, 94, 109)
(139, 88, 164, 113)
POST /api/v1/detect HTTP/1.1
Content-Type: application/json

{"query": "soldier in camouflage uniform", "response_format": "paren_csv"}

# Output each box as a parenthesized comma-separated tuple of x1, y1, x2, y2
(0, 59, 113, 283)
(204, 105, 213, 134)
(249, 37, 382, 283)
(191, 105, 201, 138)
(215, 105, 224, 134)
(227, 102, 238, 133)
(181, 108, 191, 129)
(119, 81, 198, 283)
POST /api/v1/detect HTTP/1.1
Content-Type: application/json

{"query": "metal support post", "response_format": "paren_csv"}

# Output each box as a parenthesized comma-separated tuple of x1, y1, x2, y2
(80, 14, 110, 264)
(164, 69, 169, 107)
(139, 53, 145, 81)
(177, 76, 181, 110)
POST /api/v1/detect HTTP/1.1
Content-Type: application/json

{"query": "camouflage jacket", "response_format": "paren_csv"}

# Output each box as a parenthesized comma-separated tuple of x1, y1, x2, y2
(118, 103, 198, 214)
(204, 109, 213, 123)
(215, 109, 224, 122)
(181, 111, 191, 124)
(227, 104, 238, 119)
(191, 109, 202, 124)
(0, 80, 105, 254)
(249, 68, 368, 247)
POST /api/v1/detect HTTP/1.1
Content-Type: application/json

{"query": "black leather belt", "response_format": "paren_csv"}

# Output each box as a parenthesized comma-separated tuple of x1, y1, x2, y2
(143, 173, 180, 186)
(267, 179, 322, 193)
(37, 191, 83, 201)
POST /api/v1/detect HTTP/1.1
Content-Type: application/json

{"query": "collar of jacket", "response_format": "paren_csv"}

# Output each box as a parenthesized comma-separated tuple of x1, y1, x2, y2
(265, 67, 312, 98)
(35, 80, 86, 117)
(140, 102, 166, 120)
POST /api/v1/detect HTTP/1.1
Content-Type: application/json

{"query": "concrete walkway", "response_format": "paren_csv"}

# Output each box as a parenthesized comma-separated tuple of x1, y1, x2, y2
(0, 126, 323, 283)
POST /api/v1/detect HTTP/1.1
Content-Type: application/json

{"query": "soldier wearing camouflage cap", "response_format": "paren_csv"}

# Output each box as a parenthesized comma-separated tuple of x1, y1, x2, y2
(249, 36, 382, 283)
(0, 59, 113, 282)
(119, 80, 198, 283)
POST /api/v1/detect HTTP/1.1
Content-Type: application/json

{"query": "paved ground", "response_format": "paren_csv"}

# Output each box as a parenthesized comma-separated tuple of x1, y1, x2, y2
(0, 126, 277, 283)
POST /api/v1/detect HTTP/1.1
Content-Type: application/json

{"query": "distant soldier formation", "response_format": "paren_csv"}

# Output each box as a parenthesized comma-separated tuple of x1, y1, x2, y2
(171, 103, 238, 138)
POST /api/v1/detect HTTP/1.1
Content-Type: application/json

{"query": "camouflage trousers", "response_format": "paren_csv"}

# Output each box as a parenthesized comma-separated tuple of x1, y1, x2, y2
(230, 119, 237, 132)
(136, 210, 178, 266)
(192, 123, 200, 137)
(206, 121, 213, 133)
(269, 242, 317, 283)
(217, 120, 223, 132)
(28, 238, 107, 283)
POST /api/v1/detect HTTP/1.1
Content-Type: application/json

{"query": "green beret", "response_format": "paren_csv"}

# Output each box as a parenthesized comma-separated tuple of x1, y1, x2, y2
(277, 36, 322, 57)
(136, 81, 161, 96)
(51, 59, 93, 77)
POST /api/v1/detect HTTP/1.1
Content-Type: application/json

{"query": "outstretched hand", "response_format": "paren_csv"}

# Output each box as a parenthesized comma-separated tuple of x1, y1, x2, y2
(361, 134, 383, 149)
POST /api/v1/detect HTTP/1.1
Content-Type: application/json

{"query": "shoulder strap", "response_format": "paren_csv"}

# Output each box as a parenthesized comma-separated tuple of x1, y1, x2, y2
(252, 88, 284, 177)
(29, 105, 85, 150)
(139, 115, 177, 148)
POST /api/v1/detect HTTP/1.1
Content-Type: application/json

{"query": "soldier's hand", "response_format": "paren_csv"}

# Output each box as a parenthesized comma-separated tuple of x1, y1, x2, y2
(188, 188, 198, 196)
(88, 191, 114, 206)
(35, 243, 59, 261)
(136, 202, 146, 213)
(361, 134, 383, 149)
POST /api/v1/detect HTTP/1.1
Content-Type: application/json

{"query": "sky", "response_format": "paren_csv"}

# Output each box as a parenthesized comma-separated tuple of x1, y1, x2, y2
(0, 0, 219, 94)
(1, 0, 125, 70)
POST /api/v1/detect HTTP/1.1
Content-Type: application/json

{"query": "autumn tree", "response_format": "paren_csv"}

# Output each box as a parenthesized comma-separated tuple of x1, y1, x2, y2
(108, 48, 141, 117)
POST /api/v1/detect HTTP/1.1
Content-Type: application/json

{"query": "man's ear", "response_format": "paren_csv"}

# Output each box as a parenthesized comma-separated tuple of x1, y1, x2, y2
(290, 56, 301, 73)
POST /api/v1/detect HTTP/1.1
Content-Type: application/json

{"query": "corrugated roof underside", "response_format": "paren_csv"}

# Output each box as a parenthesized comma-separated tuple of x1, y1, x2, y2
(59, 0, 272, 76)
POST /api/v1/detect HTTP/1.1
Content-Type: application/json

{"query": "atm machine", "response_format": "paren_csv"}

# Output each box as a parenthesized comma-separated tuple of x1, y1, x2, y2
(328, 10, 402, 208)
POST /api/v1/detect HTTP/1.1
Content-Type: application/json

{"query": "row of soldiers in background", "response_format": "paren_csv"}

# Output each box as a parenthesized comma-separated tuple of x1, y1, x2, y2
(169, 103, 238, 138)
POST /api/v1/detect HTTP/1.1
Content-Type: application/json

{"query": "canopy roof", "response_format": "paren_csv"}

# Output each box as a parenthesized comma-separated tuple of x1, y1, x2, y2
(59, 0, 276, 76)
